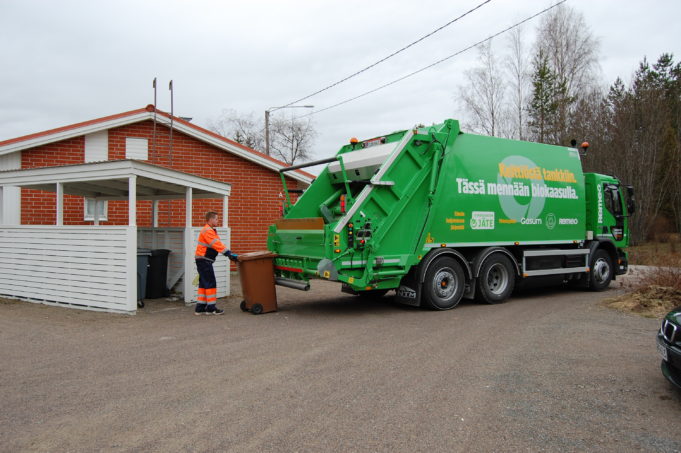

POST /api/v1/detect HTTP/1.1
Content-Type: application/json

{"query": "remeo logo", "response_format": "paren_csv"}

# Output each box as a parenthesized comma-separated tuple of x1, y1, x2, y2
(559, 218, 579, 225)
(470, 211, 495, 229)
(545, 213, 556, 230)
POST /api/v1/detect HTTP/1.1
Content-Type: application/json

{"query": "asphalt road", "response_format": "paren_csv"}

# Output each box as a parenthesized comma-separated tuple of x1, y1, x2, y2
(1, 278, 680, 452)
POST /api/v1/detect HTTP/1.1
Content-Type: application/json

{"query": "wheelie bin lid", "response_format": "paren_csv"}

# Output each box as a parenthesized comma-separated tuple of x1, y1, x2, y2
(137, 248, 152, 256)
(238, 251, 277, 262)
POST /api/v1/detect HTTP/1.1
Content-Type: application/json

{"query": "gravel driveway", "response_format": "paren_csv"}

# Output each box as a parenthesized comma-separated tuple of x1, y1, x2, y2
(1, 276, 679, 452)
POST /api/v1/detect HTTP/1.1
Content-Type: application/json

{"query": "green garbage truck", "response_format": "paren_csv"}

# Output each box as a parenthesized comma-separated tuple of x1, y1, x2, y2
(268, 119, 635, 310)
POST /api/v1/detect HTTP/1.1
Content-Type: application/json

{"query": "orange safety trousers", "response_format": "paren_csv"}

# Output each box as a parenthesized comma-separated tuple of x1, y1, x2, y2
(197, 287, 217, 303)
(196, 259, 218, 304)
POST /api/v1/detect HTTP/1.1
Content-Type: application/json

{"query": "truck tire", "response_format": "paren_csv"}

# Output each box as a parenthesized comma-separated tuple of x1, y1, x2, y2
(422, 256, 465, 310)
(476, 254, 515, 304)
(589, 249, 613, 291)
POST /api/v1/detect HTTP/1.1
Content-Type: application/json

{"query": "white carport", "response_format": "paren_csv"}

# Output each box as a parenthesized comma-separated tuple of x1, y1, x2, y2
(0, 160, 231, 313)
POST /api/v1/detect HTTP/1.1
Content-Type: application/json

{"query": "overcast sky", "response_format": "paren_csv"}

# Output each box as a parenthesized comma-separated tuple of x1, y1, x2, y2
(1, 0, 680, 170)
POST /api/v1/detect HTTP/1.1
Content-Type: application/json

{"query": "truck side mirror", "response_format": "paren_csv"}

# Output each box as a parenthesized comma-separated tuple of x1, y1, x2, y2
(626, 185, 636, 214)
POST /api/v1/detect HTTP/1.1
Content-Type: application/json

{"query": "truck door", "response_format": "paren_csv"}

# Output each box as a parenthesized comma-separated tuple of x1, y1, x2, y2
(603, 184, 625, 241)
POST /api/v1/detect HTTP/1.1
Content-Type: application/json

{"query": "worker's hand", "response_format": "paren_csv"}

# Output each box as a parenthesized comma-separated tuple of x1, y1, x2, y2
(223, 250, 238, 261)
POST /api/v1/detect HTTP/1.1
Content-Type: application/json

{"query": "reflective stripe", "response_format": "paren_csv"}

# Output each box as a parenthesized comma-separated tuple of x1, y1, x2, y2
(208, 238, 218, 246)
(198, 241, 211, 247)
(195, 255, 215, 262)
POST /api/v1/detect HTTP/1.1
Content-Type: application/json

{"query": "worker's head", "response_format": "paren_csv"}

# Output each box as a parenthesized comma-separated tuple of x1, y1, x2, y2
(205, 211, 219, 227)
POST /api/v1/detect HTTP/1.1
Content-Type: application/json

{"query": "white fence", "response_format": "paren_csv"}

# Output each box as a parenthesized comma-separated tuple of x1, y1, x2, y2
(0, 226, 136, 313)
(138, 227, 230, 302)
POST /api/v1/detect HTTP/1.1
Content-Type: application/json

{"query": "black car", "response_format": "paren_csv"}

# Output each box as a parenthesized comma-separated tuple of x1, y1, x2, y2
(657, 306, 681, 389)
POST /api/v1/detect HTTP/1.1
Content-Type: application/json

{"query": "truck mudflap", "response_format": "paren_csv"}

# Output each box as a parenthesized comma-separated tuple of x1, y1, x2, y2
(395, 268, 421, 307)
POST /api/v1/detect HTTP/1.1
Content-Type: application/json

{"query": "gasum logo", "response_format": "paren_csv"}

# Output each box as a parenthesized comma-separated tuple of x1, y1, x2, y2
(470, 211, 495, 229)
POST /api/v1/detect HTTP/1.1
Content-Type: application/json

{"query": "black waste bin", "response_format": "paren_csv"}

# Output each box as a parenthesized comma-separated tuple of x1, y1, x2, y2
(146, 249, 171, 298)
(136, 248, 152, 305)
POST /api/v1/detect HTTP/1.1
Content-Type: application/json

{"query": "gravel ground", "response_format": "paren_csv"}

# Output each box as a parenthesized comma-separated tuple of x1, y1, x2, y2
(1, 274, 680, 453)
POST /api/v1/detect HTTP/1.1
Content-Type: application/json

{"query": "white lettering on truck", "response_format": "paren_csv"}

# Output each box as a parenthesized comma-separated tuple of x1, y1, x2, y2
(456, 178, 486, 194)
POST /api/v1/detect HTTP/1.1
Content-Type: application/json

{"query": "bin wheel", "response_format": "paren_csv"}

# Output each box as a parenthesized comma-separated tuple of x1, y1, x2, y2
(251, 303, 263, 315)
(239, 300, 248, 312)
(137, 300, 145, 308)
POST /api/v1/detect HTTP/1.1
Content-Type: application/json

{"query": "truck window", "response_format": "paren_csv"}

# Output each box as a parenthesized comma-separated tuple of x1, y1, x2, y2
(604, 185, 623, 217)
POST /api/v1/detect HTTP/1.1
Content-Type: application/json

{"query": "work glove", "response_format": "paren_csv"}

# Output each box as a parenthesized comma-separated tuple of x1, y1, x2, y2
(223, 250, 238, 261)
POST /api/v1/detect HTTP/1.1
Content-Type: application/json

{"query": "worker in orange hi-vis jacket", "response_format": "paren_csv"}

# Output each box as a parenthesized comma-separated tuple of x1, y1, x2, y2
(194, 211, 238, 315)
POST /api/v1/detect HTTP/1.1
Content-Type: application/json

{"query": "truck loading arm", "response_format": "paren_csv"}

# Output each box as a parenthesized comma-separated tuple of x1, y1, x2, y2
(332, 130, 415, 234)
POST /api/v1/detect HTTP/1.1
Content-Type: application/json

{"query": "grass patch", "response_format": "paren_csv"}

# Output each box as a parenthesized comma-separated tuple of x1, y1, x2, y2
(605, 251, 681, 318)
(628, 236, 680, 265)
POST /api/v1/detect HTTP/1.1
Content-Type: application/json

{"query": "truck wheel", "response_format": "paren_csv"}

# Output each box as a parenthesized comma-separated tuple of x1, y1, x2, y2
(423, 257, 465, 310)
(589, 249, 612, 291)
(476, 254, 515, 304)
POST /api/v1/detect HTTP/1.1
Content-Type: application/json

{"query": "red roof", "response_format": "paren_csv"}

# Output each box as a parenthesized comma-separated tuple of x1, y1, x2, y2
(0, 105, 316, 181)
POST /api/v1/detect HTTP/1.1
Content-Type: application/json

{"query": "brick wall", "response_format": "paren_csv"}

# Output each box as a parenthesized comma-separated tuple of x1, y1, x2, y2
(20, 120, 300, 253)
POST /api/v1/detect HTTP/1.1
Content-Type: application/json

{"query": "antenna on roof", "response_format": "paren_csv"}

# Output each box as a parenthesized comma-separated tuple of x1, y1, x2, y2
(169, 80, 174, 168)
(152, 77, 157, 161)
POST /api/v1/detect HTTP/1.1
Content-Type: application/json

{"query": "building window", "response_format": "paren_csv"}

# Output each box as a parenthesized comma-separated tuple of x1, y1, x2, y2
(84, 131, 109, 162)
(84, 199, 108, 221)
(125, 137, 149, 160)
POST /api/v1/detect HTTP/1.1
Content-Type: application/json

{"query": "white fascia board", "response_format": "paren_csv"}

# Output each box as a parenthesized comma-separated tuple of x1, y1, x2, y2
(130, 161, 231, 196)
(0, 112, 152, 156)
(0, 160, 231, 197)
(153, 116, 313, 185)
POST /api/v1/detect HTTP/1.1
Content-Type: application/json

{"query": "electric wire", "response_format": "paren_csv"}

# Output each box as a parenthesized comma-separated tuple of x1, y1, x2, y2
(298, 0, 567, 118)
(274, 0, 494, 112)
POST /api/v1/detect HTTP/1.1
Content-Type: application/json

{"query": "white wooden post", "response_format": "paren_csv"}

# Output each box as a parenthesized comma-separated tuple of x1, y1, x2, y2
(184, 187, 194, 304)
(56, 183, 64, 226)
(152, 199, 159, 227)
(222, 195, 228, 227)
(93, 199, 100, 226)
(128, 175, 137, 226)
(126, 225, 138, 312)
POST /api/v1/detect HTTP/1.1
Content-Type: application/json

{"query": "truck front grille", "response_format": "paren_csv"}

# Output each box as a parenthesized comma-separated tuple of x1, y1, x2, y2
(662, 319, 679, 344)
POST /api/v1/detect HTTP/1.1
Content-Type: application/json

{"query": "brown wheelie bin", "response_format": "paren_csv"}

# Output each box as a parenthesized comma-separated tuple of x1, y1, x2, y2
(237, 251, 277, 314)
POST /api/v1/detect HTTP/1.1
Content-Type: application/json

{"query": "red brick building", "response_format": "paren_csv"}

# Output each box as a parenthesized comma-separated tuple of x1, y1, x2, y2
(0, 105, 313, 253)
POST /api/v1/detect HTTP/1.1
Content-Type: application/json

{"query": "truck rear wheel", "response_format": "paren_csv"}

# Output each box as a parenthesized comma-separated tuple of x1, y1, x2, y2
(422, 256, 465, 310)
(476, 254, 515, 304)
(589, 249, 612, 291)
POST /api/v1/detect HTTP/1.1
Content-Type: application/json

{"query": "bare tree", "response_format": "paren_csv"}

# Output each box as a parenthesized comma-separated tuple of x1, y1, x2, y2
(269, 115, 317, 165)
(534, 4, 600, 144)
(458, 40, 507, 136)
(206, 109, 264, 151)
(505, 26, 530, 140)
(207, 109, 317, 165)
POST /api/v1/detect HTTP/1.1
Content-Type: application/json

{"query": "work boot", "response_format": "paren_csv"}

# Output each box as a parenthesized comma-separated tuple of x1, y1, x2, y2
(205, 304, 224, 315)
(194, 303, 207, 315)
